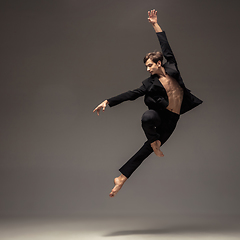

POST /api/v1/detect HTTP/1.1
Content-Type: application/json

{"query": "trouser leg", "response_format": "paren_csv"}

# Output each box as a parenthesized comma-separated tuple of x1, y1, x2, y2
(119, 141, 153, 178)
(157, 110, 180, 145)
(141, 110, 161, 143)
(119, 110, 179, 179)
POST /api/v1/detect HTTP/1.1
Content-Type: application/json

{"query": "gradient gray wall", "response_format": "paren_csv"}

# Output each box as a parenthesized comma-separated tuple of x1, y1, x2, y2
(0, 0, 240, 217)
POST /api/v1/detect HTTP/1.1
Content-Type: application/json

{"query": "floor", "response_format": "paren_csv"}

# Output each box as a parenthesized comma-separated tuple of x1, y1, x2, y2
(0, 215, 240, 240)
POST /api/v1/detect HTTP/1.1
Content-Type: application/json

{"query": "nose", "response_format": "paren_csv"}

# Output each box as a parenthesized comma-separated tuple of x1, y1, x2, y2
(147, 67, 150, 72)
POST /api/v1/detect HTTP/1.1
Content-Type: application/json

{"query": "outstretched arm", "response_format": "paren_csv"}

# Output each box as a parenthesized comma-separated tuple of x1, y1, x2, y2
(148, 9, 177, 64)
(148, 9, 162, 33)
(93, 84, 147, 116)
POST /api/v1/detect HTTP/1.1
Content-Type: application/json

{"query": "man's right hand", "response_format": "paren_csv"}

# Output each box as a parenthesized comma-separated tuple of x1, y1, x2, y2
(93, 100, 109, 116)
(148, 9, 158, 25)
(148, 9, 162, 33)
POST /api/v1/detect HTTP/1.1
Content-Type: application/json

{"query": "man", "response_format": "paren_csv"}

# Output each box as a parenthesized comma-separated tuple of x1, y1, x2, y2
(93, 9, 202, 197)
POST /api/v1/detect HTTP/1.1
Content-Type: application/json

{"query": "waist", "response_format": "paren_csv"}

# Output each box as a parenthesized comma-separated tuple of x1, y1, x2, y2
(158, 108, 180, 121)
(166, 106, 181, 115)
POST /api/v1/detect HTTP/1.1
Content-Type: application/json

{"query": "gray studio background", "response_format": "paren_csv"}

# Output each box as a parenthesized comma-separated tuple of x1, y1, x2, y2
(0, 0, 240, 217)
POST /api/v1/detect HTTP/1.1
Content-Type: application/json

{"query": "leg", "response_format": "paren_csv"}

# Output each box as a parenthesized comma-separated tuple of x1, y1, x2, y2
(109, 141, 153, 197)
(141, 110, 164, 157)
(141, 110, 161, 143)
(119, 141, 153, 178)
(109, 110, 180, 197)
(157, 110, 180, 146)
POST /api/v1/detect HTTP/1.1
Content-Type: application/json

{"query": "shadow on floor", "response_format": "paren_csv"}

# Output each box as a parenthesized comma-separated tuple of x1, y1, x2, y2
(103, 223, 240, 237)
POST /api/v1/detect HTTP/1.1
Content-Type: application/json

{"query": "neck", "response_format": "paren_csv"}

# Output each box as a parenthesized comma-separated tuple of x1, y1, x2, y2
(156, 66, 167, 78)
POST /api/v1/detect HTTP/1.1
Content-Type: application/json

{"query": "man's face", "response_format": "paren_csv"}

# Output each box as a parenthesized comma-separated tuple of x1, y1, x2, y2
(145, 59, 160, 75)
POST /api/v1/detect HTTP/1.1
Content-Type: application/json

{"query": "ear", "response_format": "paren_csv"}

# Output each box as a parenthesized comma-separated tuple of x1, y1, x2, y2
(157, 60, 162, 68)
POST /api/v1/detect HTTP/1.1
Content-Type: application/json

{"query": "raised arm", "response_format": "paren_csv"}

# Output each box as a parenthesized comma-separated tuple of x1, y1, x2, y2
(148, 9, 177, 64)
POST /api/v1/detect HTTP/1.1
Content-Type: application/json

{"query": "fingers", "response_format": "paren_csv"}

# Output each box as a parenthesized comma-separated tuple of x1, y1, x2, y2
(148, 9, 157, 16)
(151, 9, 154, 17)
(151, 9, 157, 16)
(93, 100, 109, 116)
(93, 105, 100, 115)
(93, 104, 106, 116)
(93, 106, 98, 113)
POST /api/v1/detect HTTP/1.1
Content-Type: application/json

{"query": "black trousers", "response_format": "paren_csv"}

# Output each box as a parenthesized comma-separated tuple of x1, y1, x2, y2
(119, 109, 180, 178)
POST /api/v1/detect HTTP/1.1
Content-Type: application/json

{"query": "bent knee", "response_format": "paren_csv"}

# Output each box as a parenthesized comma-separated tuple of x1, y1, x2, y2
(141, 110, 159, 123)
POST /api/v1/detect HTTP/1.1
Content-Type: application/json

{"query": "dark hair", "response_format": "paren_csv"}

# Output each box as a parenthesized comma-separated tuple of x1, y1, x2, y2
(143, 51, 163, 64)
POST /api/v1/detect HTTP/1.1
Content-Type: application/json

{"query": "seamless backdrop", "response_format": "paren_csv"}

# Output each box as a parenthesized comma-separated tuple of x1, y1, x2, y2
(0, 0, 240, 217)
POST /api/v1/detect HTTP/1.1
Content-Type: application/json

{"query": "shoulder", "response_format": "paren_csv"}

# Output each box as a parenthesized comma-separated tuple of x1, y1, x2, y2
(142, 75, 156, 88)
(163, 62, 178, 73)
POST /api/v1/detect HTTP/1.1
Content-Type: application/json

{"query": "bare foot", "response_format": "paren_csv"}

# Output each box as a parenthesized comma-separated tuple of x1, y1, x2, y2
(109, 174, 127, 198)
(151, 140, 164, 157)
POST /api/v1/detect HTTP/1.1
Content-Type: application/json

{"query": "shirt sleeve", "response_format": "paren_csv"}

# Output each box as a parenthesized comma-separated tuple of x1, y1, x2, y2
(107, 84, 147, 107)
(157, 31, 177, 65)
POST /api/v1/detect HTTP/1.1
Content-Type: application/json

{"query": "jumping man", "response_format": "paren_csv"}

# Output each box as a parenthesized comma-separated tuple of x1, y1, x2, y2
(93, 9, 202, 197)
